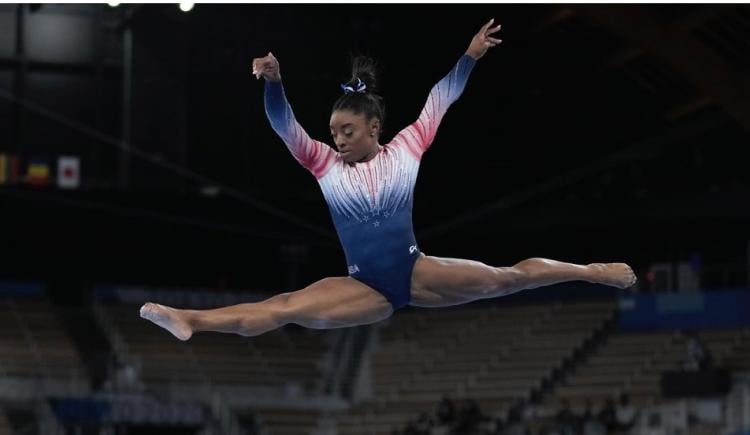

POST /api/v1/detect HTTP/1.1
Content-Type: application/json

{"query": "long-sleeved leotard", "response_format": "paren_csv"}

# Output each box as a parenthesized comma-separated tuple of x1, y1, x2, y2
(264, 54, 476, 309)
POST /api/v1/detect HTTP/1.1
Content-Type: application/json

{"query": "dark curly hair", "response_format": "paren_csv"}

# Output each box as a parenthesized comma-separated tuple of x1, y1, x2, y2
(332, 55, 386, 138)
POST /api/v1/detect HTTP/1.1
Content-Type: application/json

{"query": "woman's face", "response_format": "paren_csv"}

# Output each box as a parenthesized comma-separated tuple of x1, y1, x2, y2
(329, 109, 380, 163)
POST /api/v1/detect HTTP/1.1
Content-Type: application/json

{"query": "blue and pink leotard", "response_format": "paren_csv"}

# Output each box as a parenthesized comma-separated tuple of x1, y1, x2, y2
(264, 54, 476, 309)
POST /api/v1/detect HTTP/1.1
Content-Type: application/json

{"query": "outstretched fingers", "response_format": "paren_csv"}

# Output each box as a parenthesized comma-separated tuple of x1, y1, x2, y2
(479, 19, 501, 35)
(480, 18, 495, 34)
(485, 20, 502, 42)
(487, 23, 502, 35)
(477, 19, 502, 48)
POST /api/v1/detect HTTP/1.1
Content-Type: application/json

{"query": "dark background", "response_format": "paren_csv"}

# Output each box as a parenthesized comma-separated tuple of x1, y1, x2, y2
(1, 4, 749, 299)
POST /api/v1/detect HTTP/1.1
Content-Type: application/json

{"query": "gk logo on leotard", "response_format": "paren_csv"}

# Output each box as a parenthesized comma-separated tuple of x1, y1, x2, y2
(348, 264, 360, 274)
(409, 245, 418, 254)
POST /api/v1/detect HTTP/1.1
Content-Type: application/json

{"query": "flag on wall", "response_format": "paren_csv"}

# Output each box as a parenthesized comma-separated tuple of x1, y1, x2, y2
(0, 154, 6, 185)
(8, 155, 20, 184)
(57, 156, 80, 189)
(27, 157, 50, 187)
(0, 154, 21, 185)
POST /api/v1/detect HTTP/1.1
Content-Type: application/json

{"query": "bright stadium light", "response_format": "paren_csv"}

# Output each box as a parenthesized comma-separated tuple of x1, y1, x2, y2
(107, 1, 120, 6)
(179, 3, 194, 12)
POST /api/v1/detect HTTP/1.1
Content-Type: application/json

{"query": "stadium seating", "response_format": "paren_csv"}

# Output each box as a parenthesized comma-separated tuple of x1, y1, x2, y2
(549, 327, 750, 411)
(336, 299, 616, 435)
(96, 298, 750, 435)
(0, 297, 87, 385)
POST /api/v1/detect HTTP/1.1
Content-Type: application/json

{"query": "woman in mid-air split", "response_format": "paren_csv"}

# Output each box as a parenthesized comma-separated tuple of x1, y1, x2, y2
(141, 19, 637, 341)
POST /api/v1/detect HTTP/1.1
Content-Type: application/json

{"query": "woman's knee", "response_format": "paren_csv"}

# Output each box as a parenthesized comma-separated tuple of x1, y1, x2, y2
(259, 292, 293, 325)
(492, 266, 529, 293)
(264, 285, 333, 328)
(230, 295, 292, 337)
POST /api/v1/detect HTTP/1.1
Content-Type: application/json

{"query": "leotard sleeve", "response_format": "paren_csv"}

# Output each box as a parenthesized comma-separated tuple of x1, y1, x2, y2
(392, 54, 477, 161)
(264, 80, 336, 179)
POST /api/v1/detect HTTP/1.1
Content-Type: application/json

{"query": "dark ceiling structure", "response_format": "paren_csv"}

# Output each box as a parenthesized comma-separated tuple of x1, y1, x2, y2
(1, 4, 748, 293)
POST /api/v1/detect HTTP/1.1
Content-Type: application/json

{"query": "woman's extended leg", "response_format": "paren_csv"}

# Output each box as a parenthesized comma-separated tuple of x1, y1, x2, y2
(409, 255, 636, 308)
(139, 277, 393, 340)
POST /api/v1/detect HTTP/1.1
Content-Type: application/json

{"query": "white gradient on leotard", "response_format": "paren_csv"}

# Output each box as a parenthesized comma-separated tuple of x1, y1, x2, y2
(264, 54, 476, 223)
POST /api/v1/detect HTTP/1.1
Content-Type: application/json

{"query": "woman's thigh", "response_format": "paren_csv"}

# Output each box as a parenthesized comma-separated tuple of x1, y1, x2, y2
(283, 276, 394, 328)
(409, 255, 519, 308)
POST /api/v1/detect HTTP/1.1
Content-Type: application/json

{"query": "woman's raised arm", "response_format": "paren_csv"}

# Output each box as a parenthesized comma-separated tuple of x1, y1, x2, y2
(254, 52, 336, 179)
(393, 19, 502, 160)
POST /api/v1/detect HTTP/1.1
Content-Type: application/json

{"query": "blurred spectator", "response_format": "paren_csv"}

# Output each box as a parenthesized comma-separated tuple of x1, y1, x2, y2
(581, 400, 606, 435)
(486, 417, 503, 435)
(454, 398, 482, 434)
(437, 396, 457, 426)
(615, 393, 638, 433)
(501, 407, 529, 435)
(522, 396, 544, 424)
(414, 412, 433, 435)
(553, 399, 576, 435)
(597, 398, 617, 433)
(681, 330, 713, 372)
(103, 358, 144, 393)
(401, 411, 433, 435)
(644, 412, 666, 435)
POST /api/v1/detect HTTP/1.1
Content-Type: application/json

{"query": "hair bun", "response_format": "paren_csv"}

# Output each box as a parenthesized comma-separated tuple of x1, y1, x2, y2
(347, 55, 379, 94)
(332, 54, 386, 139)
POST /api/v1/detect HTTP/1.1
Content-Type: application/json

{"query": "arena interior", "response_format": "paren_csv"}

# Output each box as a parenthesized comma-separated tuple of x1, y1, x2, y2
(1, 3, 750, 435)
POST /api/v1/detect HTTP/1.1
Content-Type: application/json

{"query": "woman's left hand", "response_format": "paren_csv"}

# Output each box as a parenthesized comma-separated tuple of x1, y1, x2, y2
(466, 18, 503, 60)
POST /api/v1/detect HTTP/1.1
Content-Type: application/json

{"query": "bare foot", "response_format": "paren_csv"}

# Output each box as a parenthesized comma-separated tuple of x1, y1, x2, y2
(139, 302, 193, 341)
(588, 263, 637, 289)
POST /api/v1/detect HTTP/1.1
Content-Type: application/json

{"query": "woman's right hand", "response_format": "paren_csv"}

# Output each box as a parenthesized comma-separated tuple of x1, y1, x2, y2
(251, 52, 281, 82)
(466, 19, 502, 61)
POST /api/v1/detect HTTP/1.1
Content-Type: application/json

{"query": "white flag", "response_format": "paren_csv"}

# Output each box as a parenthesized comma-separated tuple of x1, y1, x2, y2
(57, 156, 80, 189)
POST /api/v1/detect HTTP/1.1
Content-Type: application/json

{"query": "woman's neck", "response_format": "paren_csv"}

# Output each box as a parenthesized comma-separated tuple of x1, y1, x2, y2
(357, 144, 382, 163)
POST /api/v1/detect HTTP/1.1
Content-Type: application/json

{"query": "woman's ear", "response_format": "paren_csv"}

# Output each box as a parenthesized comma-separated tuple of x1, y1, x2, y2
(369, 118, 381, 137)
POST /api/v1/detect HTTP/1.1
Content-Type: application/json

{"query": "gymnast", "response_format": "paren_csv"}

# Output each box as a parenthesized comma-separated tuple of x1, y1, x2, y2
(141, 19, 636, 341)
